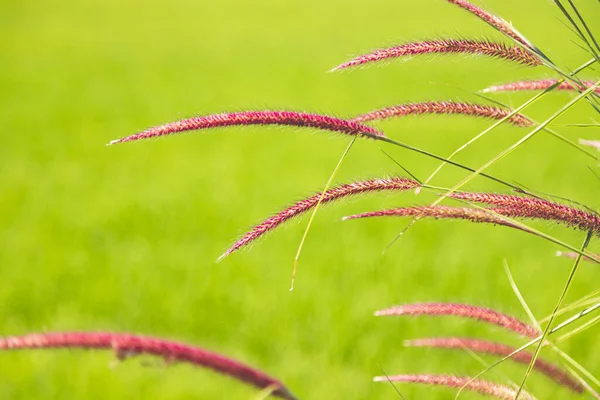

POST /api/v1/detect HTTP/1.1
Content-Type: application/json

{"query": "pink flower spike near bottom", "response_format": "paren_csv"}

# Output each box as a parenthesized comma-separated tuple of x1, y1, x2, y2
(373, 374, 533, 400)
(108, 110, 384, 145)
(0, 332, 297, 400)
(405, 337, 583, 393)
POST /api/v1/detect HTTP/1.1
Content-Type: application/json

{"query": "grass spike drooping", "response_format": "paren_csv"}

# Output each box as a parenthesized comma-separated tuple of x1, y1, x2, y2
(332, 39, 541, 71)
(450, 192, 600, 236)
(0, 331, 297, 400)
(353, 101, 533, 127)
(445, 0, 534, 50)
(483, 79, 600, 94)
(344, 205, 525, 231)
(109, 110, 384, 145)
(375, 302, 540, 338)
(373, 374, 533, 400)
(405, 337, 584, 393)
(219, 177, 420, 260)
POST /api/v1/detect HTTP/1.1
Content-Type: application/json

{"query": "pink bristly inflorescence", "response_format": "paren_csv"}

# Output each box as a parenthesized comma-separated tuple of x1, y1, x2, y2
(483, 79, 600, 94)
(343, 205, 524, 231)
(450, 192, 600, 236)
(406, 337, 584, 393)
(331, 39, 541, 71)
(445, 0, 533, 50)
(375, 302, 540, 338)
(109, 110, 384, 145)
(373, 374, 533, 400)
(219, 177, 420, 260)
(0, 332, 297, 400)
(579, 139, 600, 150)
(352, 101, 532, 127)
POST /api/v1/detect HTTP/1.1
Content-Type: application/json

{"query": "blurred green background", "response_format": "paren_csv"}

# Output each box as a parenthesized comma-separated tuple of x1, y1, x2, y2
(1, 0, 598, 398)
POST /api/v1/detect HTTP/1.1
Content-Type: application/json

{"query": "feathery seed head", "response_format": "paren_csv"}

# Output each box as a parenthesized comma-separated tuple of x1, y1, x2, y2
(375, 302, 540, 338)
(406, 337, 583, 393)
(343, 205, 521, 229)
(373, 374, 533, 399)
(109, 110, 384, 145)
(219, 177, 420, 260)
(332, 39, 541, 71)
(450, 192, 600, 236)
(353, 101, 533, 127)
(445, 0, 533, 50)
(483, 79, 600, 94)
(0, 332, 297, 400)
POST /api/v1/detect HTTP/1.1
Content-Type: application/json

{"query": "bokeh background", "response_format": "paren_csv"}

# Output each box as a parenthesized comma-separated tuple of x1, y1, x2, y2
(1, 0, 598, 398)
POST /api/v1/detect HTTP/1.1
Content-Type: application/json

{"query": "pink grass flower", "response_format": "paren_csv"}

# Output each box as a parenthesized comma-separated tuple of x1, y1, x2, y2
(0, 332, 297, 400)
(445, 0, 533, 49)
(450, 192, 600, 236)
(483, 79, 600, 94)
(219, 177, 420, 260)
(332, 39, 541, 71)
(373, 374, 533, 399)
(406, 337, 583, 393)
(109, 110, 384, 145)
(374, 302, 540, 338)
(343, 205, 523, 231)
(352, 101, 532, 127)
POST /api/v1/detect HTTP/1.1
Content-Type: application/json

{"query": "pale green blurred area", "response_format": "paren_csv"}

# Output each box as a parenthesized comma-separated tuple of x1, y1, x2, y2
(1, 0, 598, 398)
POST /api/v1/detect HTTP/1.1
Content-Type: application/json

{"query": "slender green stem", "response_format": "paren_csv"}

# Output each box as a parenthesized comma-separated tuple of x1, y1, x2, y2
(434, 81, 600, 208)
(290, 137, 356, 290)
(515, 231, 592, 398)
(454, 299, 600, 399)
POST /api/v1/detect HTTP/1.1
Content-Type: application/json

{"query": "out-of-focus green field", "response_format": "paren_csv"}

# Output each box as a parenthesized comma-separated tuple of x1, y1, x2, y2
(1, 0, 598, 398)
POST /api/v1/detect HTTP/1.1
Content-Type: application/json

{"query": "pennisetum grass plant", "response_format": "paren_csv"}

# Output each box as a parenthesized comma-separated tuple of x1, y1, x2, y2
(0, 332, 298, 399)
(7, 0, 599, 398)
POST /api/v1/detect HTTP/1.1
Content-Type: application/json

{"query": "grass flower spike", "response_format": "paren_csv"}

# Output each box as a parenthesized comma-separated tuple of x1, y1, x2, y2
(0, 332, 297, 400)
(375, 302, 540, 338)
(450, 192, 600, 236)
(353, 101, 532, 127)
(332, 39, 541, 71)
(406, 337, 584, 393)
(219, 177, 420, 260)
(483, 79, 600, 94)
(445, 0, 533, 50)
(344, 205, 524, 231)
(109, 110, 384, 145)
(373, 374, 533, 399)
